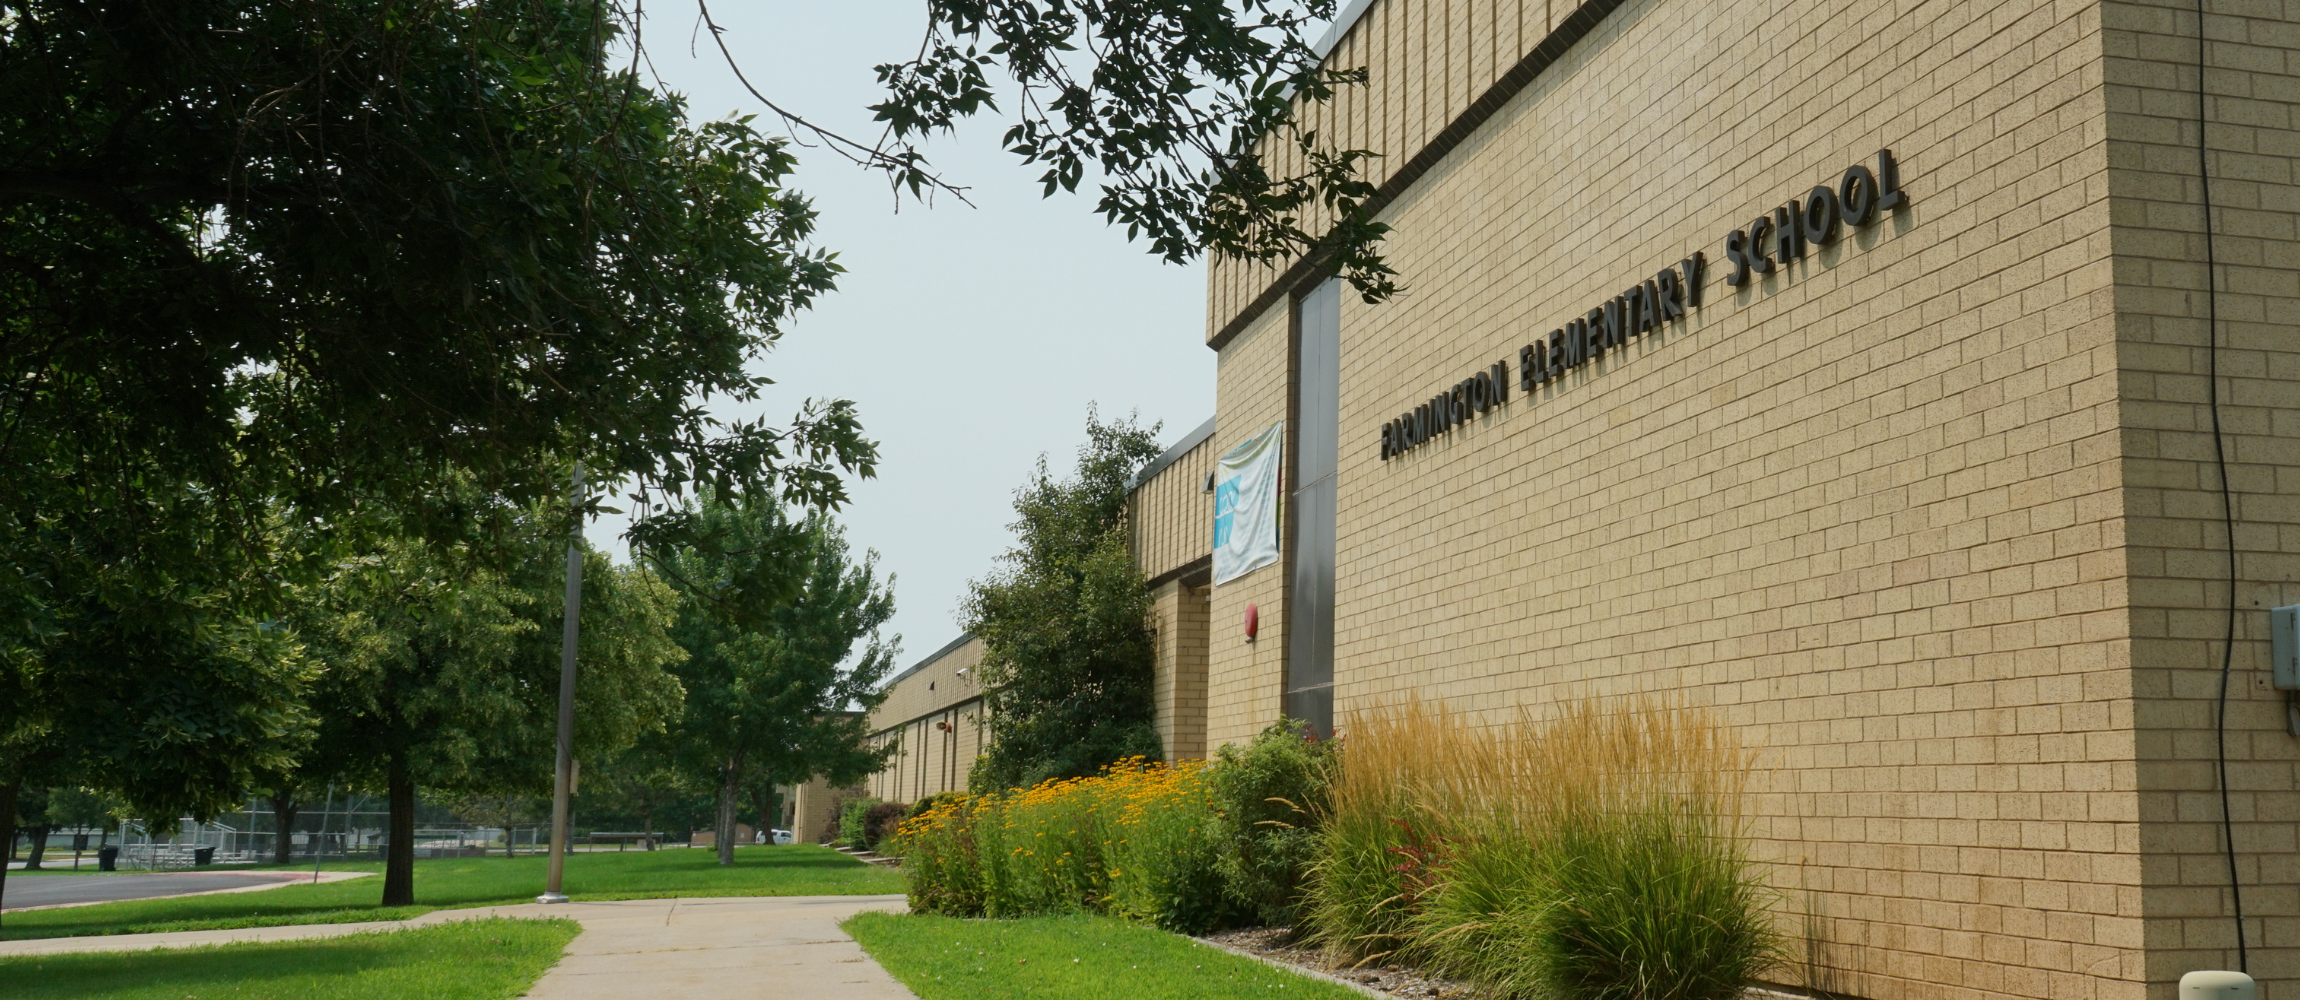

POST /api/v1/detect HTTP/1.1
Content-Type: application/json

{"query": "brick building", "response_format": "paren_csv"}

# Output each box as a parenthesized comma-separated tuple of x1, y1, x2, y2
(1116, 1, 2300, 998)
(859, 634, 987, 803)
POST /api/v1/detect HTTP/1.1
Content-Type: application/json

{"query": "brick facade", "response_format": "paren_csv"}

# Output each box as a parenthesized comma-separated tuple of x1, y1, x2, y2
(862, 636, 985, 803)
(1119, 0, 2300, 998)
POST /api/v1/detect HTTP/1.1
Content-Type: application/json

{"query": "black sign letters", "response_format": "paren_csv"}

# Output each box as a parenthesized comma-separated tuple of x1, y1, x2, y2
(1378, 148, 1910, 461)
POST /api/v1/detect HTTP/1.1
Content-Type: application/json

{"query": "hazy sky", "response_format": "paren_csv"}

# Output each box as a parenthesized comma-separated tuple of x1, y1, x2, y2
(590, 3, 1218, 671)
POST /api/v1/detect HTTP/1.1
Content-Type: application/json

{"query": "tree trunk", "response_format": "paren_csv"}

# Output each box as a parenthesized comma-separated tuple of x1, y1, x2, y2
(0, 780, 19, 929)
(382, 755, 416, 906)
(24, 824, 50, 870)
(271, 795, 299, 866)
(715, 758, 739, 867)
(638, 802, 655, 852)
(752, 781, 782, 842)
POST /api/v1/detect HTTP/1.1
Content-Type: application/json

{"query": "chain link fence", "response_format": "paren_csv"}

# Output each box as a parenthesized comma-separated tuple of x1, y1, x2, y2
(84, 795, 549, 870)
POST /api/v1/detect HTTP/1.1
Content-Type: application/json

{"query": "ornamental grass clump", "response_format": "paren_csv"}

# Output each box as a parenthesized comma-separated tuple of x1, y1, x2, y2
(837, 797, 885, 848)
(1307, 697, 1781, 1000)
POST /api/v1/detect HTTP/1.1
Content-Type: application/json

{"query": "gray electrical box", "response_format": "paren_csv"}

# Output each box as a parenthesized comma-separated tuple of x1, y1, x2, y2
(2273, 605, 2300, 690)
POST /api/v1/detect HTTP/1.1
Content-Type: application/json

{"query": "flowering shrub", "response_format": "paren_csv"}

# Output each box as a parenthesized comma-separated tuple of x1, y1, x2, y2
(895, 794, 986, 916)
(893, 724, 1336, 934)
(1096, 758, 1232, 930)
(893, 757, 1230, 929)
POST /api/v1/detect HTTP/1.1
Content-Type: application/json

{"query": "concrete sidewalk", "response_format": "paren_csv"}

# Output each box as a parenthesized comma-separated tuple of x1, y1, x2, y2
(0, 895, 919, 999)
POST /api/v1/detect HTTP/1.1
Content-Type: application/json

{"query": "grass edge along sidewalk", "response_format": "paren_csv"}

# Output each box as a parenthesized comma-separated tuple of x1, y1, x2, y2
(0, 916, 579, 1000)
(0, 844, 901, 941)
(844, 911, 1373, 1000)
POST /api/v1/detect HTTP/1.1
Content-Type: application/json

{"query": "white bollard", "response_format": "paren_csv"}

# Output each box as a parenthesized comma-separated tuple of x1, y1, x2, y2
(2181, 971, 2256, 1000)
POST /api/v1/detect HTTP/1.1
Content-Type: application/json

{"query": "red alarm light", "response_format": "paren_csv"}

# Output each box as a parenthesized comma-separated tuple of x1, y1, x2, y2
(1244, 603, 1259, 642)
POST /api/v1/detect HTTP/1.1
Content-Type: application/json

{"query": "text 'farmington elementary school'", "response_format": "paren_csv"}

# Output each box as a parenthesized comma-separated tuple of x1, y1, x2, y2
(856, 0, 2300, 998)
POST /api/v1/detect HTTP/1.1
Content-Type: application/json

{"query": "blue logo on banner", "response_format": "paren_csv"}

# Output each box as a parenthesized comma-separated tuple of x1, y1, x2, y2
(1212, 478, 1239, 549)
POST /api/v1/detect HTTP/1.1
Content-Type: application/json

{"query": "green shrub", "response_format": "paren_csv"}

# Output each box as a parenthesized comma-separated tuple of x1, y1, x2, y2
(1207, 719, 1338, 926)
(1523, 809, 1778, 1000)
(861, 802, 909, 852)
(837, 797, 884, 848)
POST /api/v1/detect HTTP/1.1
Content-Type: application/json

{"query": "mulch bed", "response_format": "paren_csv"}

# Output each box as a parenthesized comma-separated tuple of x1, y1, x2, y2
(1196, 926, 1480, 999)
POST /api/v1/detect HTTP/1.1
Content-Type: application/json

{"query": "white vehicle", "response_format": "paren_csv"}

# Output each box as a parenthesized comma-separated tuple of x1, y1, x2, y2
(770, 828, 795, 846)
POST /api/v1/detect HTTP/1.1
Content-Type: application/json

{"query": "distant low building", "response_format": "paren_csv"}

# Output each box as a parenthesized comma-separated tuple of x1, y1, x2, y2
(858, 634, 986, 803)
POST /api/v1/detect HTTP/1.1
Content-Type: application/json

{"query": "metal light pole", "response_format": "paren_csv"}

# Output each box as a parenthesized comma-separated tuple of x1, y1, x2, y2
(311, 783, 333, 884)
(538, 463, 584, 904)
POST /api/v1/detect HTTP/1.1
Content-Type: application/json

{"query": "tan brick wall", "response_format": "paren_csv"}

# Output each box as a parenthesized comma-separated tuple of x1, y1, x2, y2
(1205, 0, 1588, 343)
(1131, 431, 1217, 581)
(2103, 1, 2300, 992)
(1209, 303, 1294, 750)
(868, 637, 983, 732)
(1163, 0, 2300, 995)
(865, 698, 983, 803)
(790, 777, 862, 845)
(1171, 1, 2273, 999)
(864, 636, 987, 803)
(1151, 580, 1213, 761)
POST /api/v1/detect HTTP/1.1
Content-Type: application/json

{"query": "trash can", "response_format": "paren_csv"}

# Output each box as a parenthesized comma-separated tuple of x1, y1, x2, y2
(192, 846, 215, 866)
(97, 846, 119, 871)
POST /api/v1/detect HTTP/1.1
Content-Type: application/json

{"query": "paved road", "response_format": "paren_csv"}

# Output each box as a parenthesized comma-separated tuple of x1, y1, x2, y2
(0, 895, 921, 999)
(1, 872, 303, 910)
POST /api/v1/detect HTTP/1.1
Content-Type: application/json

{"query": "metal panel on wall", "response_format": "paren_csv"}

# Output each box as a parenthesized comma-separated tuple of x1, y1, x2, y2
(1286, 279, 1341, 733)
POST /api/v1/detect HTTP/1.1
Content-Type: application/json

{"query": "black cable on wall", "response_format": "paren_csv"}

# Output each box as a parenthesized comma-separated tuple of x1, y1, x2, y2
(2193, 0, 2247, 974)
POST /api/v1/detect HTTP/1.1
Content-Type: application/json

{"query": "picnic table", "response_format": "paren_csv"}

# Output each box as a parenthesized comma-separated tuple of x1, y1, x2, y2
(585, 831, 669, 851)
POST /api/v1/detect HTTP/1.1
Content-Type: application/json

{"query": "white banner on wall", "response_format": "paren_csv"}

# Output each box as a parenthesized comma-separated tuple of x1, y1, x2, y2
(1213, 421, 1283, 585)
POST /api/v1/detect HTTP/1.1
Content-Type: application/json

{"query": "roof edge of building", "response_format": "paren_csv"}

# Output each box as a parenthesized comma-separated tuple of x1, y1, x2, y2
(1311, 0, 1380, 59)
(1129, 416, 1218, 492)
(1210, 0, 1631, 351)
(881, 632, 977, 690)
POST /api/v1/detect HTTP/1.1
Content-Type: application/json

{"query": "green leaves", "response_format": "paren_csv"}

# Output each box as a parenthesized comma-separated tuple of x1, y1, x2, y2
(965, 411, 1164, 791)
(299, 519, 683, 800)
(650, 492, 900, 798)
(871, 0, 1397, 300)
(0, 1, 873, 822)
(0, 0, 874, 560)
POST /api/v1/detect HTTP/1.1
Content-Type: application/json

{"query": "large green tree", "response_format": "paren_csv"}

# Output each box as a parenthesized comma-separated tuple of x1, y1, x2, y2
(1, 0, 1384, 560)
(585, 742, 700, 851)
(2, 0, 1383, 834)
(299, 521, 685, 906)
(0, 0, 868, 530)
(649, 496, 897, 865)
(965, 413, 1164, 791)
(0, 0, 863, 836)
(0, 533, 309, 923)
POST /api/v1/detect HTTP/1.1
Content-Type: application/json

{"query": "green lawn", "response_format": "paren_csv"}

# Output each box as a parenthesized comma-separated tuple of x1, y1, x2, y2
(1, 845, 902, 941)
(844, 912, 1364, 1000)
(0, 917, 578, 1000)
